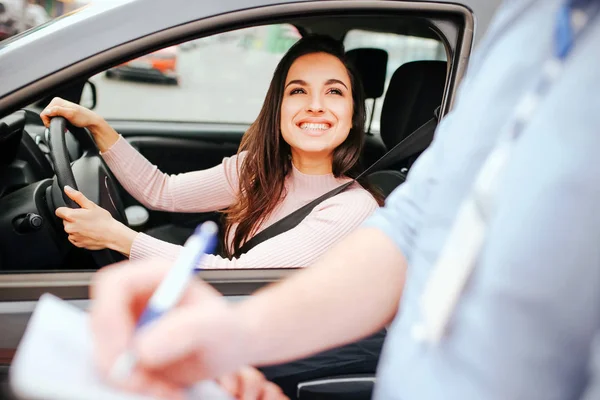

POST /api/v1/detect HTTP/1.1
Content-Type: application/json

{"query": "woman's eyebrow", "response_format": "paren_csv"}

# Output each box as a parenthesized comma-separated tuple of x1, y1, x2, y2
(285, 79, 349, 90)
(325, 79, 349, 90)
(285, 79, 306, 89)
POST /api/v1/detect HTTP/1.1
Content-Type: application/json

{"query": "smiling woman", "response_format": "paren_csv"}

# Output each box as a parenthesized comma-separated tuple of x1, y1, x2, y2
(40, 34, 383, 270)
(281, 54, 354, 164)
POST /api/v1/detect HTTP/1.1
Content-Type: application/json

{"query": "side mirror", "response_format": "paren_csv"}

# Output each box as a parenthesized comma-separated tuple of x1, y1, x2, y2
(80, 80, 97, 110)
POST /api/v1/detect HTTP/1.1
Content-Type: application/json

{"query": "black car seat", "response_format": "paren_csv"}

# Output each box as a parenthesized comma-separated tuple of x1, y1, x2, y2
(345, 48, 388, 168)
(380, 60, 448, 159)
(368, 60, 448, 198)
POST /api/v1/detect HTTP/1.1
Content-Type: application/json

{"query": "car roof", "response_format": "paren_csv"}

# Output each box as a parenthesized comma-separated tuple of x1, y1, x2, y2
(0, 0, 500, 100)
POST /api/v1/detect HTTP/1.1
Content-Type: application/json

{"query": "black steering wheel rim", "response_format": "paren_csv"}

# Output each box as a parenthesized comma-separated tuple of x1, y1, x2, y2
(48, 117, 80, 207)
(48, 116, 127, 267)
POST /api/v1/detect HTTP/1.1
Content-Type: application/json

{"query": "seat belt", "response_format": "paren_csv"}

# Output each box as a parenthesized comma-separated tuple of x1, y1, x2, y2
(233, 109, 440, 257)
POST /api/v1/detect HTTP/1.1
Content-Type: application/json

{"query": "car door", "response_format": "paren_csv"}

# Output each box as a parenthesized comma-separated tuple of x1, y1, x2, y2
(0, 0, 500, 397)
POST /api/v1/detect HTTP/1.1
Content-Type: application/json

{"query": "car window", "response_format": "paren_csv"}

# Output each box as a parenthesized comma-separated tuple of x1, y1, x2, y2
(343, 29, 447, 133)
(90, 24, 301, 124)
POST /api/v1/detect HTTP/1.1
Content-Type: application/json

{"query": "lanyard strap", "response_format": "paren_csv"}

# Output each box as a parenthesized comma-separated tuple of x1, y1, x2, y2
(414, 0, 600, 344)
(556, 0, 600, 60)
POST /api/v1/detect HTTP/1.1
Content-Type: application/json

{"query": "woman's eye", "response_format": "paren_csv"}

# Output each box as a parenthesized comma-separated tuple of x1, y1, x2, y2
(290, 88, 305, 95)
(328, 88, 343, 95)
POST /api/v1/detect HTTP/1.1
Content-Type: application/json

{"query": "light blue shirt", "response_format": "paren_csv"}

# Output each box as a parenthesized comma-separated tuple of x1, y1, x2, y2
(364, 0, 600, 399)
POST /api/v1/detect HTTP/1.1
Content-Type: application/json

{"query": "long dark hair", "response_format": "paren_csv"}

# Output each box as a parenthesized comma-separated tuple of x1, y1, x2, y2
(223, 34, 383, 257)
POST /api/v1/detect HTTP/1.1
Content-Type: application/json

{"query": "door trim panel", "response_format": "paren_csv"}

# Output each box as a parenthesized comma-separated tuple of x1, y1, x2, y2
(108, 120, 249, 141)
(0, 269, 295, 301)
(125, 136, 240, 156)
(0, 270, 294, 365)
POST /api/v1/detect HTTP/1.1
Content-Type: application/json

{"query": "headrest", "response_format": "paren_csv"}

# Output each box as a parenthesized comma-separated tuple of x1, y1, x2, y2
(346, 48, 388, 99)
(380, 60, 447, 149)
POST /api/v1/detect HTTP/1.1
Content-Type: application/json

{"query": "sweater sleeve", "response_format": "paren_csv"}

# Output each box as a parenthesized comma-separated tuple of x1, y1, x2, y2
(129, 187, 379, 269)
(101, 136, 242, 212)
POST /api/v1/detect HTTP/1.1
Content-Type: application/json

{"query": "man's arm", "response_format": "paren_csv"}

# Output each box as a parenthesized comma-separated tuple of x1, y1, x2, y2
(91, 113, 452, 384)
(235, 227, 406, 367)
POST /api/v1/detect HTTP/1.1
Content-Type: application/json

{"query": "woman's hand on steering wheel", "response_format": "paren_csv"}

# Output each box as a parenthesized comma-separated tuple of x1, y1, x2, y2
(41, 97, 100, 129)
(41, 97, 120, 152)
(55, 185, 137, 256)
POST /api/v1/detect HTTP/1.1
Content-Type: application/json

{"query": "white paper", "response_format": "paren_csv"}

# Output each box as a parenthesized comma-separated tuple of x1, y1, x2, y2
(9, 293, 232, 400)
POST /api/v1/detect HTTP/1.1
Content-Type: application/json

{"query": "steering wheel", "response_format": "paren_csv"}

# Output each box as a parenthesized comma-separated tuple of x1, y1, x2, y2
(47, 116, 127, 267)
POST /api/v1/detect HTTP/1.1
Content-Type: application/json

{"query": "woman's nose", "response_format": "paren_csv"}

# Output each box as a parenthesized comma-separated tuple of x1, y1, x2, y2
(306, 93, 325, 113)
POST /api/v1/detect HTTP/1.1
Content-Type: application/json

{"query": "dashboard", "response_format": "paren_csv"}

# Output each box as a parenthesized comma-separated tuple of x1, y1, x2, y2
(0, 110, 91, 272)
(0, 110, 79, 199)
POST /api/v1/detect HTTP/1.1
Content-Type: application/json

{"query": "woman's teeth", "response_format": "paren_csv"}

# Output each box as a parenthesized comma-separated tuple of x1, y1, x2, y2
(300, 123, 330, 130)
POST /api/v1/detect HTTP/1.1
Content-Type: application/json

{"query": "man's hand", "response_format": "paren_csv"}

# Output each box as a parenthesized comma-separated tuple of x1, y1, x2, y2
(90, 260, 250, 398)
(89, 228, 405, 397)
(218, 367, 288, 400)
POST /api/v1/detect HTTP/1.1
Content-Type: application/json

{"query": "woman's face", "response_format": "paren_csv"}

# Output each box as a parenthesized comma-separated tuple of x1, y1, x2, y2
(280, 52, 354, 165)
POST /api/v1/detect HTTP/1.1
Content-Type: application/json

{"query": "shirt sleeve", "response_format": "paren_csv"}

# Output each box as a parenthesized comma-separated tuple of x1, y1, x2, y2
(128, 188, 379, 269)
(101, 136, 242, 212)
(579, 331, 600, 400)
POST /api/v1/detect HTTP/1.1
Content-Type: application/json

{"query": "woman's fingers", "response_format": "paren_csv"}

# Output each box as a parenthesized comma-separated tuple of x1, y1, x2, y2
(57, 196, 121, 251)
(39, 97, 64, 126)
(64, 185, 96, 209)
(63, 220, 73, 233)
(67, 234, 89, 248)
(55, 206, 86, 222)
(40, 104, 75, 127)
(55, 207, 71, 221)
(40, 97, 95, 129)
(68, 236, 103, 250)
(46, 97, 71, 109)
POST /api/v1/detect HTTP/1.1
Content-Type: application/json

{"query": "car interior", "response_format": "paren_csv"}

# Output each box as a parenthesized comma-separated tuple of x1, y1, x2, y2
(0, 16, 450, 270)
(0, 3, 472, 399)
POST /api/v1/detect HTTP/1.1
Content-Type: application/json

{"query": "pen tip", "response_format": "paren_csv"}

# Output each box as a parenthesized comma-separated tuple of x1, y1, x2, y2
(196, 220, 218, 236)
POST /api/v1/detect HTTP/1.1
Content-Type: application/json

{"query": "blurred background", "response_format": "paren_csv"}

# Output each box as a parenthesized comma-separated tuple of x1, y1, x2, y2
(0, 0, 86, 40)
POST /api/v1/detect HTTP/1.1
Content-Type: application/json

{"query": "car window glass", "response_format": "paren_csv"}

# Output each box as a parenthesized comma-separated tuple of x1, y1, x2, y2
(90, 24, 301, 124)
(343, 29, 447, 133)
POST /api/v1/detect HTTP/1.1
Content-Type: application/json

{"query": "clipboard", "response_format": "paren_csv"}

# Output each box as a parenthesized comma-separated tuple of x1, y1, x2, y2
(9, 294, 232, 400)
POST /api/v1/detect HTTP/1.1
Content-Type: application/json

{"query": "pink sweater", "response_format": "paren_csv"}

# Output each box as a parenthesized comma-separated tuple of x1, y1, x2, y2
(101, 136, 378, 269)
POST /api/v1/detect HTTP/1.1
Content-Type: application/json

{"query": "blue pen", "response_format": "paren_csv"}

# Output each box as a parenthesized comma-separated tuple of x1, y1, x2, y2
(108, 220, 219, 382)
